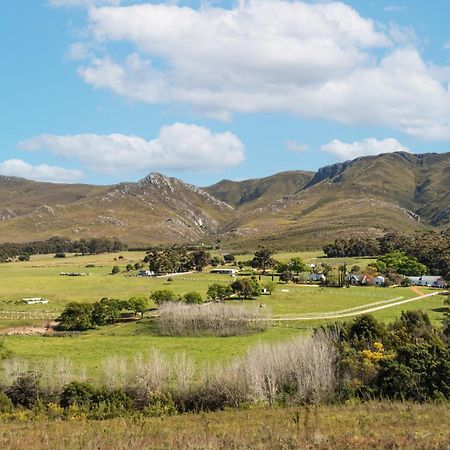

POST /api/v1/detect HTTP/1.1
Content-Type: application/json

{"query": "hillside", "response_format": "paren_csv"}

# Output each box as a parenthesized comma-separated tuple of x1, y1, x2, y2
(205, 171, 314, 211)
(0, 173, 236, 245)
(0, 152, 448, 248)
(218, 152, 450, 249)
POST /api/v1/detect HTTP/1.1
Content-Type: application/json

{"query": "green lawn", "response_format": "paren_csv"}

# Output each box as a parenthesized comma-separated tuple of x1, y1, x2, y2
(251, 282, 417, 317)
(3, 323, 300, 379)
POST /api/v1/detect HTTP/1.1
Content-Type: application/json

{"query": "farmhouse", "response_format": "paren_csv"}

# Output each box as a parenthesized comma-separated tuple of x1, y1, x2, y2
(407, 276, 447, 288)
(346, 274, 367, 285)
(210, 268, 237, 276)
(308, 273, 326, 282)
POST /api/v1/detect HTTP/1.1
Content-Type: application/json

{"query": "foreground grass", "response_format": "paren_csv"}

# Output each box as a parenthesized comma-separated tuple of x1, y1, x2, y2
(3, 323, 301, 379)
(0, 402, 448, 449)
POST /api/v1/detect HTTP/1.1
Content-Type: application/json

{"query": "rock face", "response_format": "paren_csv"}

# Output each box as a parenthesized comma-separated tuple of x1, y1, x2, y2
(0, 152, 448, 247)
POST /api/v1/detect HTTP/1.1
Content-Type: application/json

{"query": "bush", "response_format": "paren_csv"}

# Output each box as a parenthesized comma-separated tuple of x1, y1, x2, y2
(0, 391, 13, 412)
(54, 253, 66, 258)
(151, 290, 178, 305)
(157, 302, 270, 336)
(183, 291, 203, 304)
(6, 372, 41, 408)
(60, 382, 132, 411)
(60, 382, 96, 408)
(111, 265, 120, 275)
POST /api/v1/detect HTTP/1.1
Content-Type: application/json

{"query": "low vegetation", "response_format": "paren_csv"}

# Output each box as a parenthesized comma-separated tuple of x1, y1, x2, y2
(0, 402, 449, 449)
(156, 302, 270, 336)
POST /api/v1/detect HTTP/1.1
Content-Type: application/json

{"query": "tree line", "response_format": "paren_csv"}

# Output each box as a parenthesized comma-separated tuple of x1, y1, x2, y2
(323, 231, 450, 277)
(0, 237, 127, 262)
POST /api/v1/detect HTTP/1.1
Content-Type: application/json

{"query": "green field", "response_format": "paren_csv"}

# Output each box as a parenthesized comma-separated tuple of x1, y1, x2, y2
(0, 251, 447, 380)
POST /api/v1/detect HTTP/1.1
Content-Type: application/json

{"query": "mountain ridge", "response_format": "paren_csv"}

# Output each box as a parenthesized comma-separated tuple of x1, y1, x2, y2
(0, 152, 448, 249)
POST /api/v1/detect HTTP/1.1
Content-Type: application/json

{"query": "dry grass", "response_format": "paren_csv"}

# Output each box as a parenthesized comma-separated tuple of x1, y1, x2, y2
(156, 302, 270, 336)
(0, 402, 449, 449)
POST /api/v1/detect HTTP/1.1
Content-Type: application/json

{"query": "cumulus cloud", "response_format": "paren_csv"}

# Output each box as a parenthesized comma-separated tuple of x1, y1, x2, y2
(321, 138, 410, 160)
(286, 141, 310, 153)
(19, 123, 245, 174)
(0, 159, 83, 183)
(69, 0, 450, 140)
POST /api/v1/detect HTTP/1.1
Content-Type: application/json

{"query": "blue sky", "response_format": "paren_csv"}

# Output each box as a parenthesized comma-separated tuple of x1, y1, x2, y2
(1, 0, 450, 186)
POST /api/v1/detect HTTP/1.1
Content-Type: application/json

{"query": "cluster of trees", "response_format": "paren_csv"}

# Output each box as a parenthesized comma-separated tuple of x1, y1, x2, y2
(56, 297, 149, 331)
(323, 231, 450, 277)
(143, 247, 211, 274)
(150, 277, 264, 306)
(0, 237, 126, 263)
(373, 251, 428, 277)
(325, 307, 450, 402)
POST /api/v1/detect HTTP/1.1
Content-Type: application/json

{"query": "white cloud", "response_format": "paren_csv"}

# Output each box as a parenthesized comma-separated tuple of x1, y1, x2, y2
(70, 0, 450, 140)
(19, 123, 245, 174)
(321, 138, 410, 160)
(49, 0, 120, 7)
(384, 5, 407, 12)
(286, 141, 310, 153)
(0, 159, 83, 183)
(444, 41, 450, 50)
(65, 42, 93, 61)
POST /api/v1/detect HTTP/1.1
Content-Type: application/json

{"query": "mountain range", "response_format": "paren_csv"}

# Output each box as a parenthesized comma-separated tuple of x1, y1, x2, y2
(0, 152, 448, 250)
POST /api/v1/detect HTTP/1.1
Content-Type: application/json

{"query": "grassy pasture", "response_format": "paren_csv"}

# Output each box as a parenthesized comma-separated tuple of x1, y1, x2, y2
(0, 251, 447, 380)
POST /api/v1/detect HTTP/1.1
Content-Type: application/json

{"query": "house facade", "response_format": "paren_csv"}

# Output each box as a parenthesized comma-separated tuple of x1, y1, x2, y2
(408, 276, 447, 288)
(308, 273, 326, 282)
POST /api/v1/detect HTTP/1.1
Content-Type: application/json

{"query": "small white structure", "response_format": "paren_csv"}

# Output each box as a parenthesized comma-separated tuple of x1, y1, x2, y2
(210, 268, 237, 276)
(23, 298, 49, 305)
(346, 274, 367, 285)
(373, 276, 385, 287)
(408, 276, 446, 288)
(308, 273, 326, 282)
(138, 270, 155, 277)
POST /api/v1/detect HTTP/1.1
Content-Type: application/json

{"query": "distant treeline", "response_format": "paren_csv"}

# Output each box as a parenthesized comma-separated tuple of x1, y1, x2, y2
(0, 237, 127, 262)
(323, 232, 450, 276)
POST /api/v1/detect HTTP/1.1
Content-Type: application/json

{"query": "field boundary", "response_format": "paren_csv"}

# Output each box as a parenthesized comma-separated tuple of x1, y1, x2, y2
(270, 291, 447, 321)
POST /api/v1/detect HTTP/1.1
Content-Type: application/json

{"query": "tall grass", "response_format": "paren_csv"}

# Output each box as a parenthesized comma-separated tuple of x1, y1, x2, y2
(193, 330, 338, 409)
(156, 302, 271, 336)
(0, 332, 337, 411)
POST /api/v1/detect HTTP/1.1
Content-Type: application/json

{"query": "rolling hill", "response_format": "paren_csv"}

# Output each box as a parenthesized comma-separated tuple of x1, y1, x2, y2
(0, 152, 448, 249)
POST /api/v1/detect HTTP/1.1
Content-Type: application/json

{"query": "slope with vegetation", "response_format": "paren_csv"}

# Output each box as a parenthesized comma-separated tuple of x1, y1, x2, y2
(0, 152, 448, 249)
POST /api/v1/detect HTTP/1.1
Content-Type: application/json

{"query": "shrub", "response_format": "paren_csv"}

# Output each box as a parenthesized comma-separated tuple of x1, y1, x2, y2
(151, 290, 178, 305)
(60, 382, 96, 408)
(54, 252, 66, 258)
(111, 265, 120, 275)
(0, 391, 13, 412)
(157, 302, 270, 337)
(6, 372, 41, 408)
(183, 291, 203, 304)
